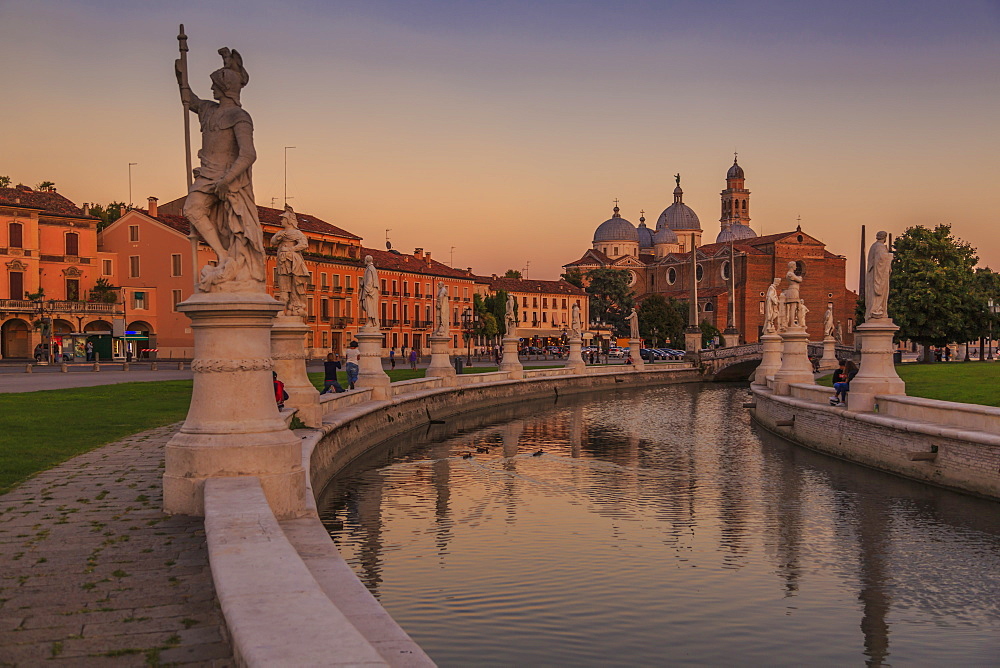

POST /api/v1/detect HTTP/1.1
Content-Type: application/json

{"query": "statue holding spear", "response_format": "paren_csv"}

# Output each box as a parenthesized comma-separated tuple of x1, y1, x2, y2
(175, 29, 265, 293)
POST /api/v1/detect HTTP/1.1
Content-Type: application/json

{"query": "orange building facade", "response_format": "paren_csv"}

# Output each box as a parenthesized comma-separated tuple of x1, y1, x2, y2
(0, 186, 122, 360)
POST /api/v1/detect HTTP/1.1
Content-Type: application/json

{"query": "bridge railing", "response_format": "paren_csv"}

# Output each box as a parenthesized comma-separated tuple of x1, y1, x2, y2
(698, 343, 762, 361)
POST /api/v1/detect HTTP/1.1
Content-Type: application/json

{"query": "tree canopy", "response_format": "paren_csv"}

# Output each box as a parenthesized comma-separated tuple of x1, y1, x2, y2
(87, 202, 127, 230)
(560, 268, 585, 288)
(503, 269, 522, 279)
(586, 268, 634, 336)
(0, 176, 11, 188)
(478, 289, 512, 339)
(637, 294, 686, 347)
(889, 225, 981, 349)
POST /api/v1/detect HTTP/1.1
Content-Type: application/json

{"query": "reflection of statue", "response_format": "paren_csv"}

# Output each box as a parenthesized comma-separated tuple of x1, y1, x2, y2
(504, 294, 517, 333)
(434, 283, 449, 336)
(763, 278, 781, 333)
(823, 305, 835, 338)
(177, 46, 265, 293)
(570, 302, 583, 339)
(359, 255, 380, 329)
(865, 230, 892, 320)
(626, 307, 640, 340)
(271, 205, 309, 316)
(782, 261, 803, 328)
(834, 320, 843, 344)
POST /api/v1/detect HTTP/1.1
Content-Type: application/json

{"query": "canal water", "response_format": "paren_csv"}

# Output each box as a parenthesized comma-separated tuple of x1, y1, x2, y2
(317, 384, 1000, 666)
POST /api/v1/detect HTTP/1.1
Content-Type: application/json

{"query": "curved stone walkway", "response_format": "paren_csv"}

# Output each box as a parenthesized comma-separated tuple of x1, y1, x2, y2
(0, 425, 233, 667)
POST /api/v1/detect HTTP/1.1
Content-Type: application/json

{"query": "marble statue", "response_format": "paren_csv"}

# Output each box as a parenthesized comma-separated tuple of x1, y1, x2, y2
(626, 307, 640, 340)
(834, 321, 843, 344)
(177, 46, 265, 293)
(782, 261, 803, 328)
(763, 278, 781, 333)
(271, 205, 309, 316)
(434, 283, 449, 336)
(865, 230, 892, 320)
(359, 255, 380, 329)
(777, 291, 788, 331)
(823, 305, 835, 338)
(570, 302, 583, 339)
(504, 294, 518, 333)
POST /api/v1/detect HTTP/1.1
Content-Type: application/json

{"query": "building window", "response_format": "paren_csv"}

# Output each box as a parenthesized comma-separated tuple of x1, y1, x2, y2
(667, 267, 676, 285)
(321, 331, 328, 348)
(542, 312, 547, 322)
(759, 301, 765, 315)
(172, 289, 183, 311)
(9, 271, 23, 299)
(381, 279, 387, 292)
(171, 254, 182, 277)
(133, 291, 146, 309)
(562, 299, 567, 309)
(129, 255, 140, 278)
(66, 279, 80, 301)
(8, 222, 23, 248)
(129, 225, 139, 242)
(381, 302, 387, 323)
(307, 297, 314, 317)
(321, 273, 328, 288)
(721, 261, 731, 280)
(392, 280, 398, 294)
(522, 296, 528, 307)
(795, 261, 805, 276)
(65, 232, 79, 256)
(346, 275, 352, 289)
(542, 298, 548, 308)
(696, 264, 704, 282)
(704, 302, 714, 312)
(321, 299, 329, 318)
(533, 298, 538, 308)
(100, 259, 112, 276)
(613, 246, 619, 256)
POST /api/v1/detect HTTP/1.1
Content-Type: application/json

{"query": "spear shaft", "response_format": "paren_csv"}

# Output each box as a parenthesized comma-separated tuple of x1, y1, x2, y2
(177, 24, 199, 291)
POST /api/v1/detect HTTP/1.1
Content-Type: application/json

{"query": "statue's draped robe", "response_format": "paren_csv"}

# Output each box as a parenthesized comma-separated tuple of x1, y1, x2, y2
(866, 242, 891, 319)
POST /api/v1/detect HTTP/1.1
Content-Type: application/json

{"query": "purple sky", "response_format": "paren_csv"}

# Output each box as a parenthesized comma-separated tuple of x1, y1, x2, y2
(3, 0, 999, 285)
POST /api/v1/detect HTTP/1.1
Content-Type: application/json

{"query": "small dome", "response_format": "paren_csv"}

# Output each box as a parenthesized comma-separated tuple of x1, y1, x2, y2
(653, 226, 678, 245)
(656, 203, 701, 231)
(727, 158, 744, 179)
(593, 206, 638, 243)
(636, 219, 653, 248)
(716, 223, 757, 244)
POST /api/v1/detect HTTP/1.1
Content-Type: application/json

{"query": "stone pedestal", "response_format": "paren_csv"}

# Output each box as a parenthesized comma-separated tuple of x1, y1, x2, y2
(848, 319, 905, 412)
(753, 332, 783, 385)
(163, 293, 306, 519)
(629, 338, 644, 369)
(271, 314, 321, 427)
(723, 327, 740, 348)
(773, 327, 815, 395)
(355, 328, 391, 400)
(499, 335, 523, 379)
(565, 336, 585, 373)
(425, 333, 456, 384)
(684, 326, 702, 354)
(819, 335, 839, 370)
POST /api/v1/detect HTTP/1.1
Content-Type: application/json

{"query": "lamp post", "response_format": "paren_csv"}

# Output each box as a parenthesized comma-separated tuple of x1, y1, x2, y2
(461, 307, 478, 365)
(989, 298, 1000, 360)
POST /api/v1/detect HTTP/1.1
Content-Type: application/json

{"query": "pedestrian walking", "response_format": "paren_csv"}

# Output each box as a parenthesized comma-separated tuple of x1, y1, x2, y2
(409, 348, 418, 370)
(345, 341, 360, 390)
(389, 347, 396, 370)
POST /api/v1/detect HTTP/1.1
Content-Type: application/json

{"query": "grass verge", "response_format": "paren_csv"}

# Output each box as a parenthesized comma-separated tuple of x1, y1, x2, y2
(818, 362, 1000, 407)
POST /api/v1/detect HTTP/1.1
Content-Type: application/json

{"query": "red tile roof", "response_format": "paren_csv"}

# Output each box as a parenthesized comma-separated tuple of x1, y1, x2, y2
(0, 186, 96, 219)
(563, 249, 612, 267)
(256, 205, 361, 240)
(361, 247, 475, 280)
(481, 277, 586, 296)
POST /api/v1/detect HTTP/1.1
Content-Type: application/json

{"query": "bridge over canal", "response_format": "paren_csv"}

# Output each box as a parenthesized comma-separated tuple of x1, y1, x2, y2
(698, 341, 860, 381)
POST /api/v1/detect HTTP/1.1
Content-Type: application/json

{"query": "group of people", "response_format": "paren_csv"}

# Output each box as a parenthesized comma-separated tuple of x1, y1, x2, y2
(387, 347, 420, 371)
(830, 359, 859, 407)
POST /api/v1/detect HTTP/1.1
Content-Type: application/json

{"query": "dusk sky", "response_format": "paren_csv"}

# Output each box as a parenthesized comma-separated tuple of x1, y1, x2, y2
(3, 0, 999, 287)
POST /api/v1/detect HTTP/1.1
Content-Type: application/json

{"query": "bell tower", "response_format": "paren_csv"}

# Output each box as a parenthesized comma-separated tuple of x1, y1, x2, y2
(720, 155, 750, 233)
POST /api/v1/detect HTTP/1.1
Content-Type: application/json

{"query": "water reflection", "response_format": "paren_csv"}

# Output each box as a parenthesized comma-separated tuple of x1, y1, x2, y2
(317, 385, 1000, 667)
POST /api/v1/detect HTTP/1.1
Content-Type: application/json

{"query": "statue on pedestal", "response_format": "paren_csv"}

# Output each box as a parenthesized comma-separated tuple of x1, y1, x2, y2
(504, 294, 518, 333)
(823, 305, 835, 338)
(626, 307, 640, 340)
(271, 205, 309, 316)
(434, 283, 449, 336)
(176, 46, 265, 293)
(570, 302, 583, 339)
(865, 231, 892, 321)
(781, 261, 804, 328)
(764, 278, 781, 333)
(359, 255, 380, 329)
(835, 321, 843, 344)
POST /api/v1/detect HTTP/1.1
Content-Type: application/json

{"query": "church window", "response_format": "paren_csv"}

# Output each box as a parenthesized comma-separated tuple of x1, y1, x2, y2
(704, 302, 714, 312)
(795, 261, 805, 276)
(613, 247, 619, 256)
(721, 261, 731, 280)
(667, 267, 676, 285)
(797, 235, 804, 242)
(742, 201, 747, 210)
(696, 264, 704, 282)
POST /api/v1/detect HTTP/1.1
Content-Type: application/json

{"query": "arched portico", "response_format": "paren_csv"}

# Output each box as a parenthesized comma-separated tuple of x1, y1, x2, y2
(1, 318, 32, 358)
(125, 320, 156, 359)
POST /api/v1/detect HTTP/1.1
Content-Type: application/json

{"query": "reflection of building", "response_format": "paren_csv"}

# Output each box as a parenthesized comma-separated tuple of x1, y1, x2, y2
(1, 185, 122, 359)
(100, 196, 476, 357)
(564, 159, 856, 344)
(475, 276, 588, 347)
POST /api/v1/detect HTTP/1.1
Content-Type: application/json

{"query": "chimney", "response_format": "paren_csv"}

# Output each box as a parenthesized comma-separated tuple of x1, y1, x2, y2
(424, 251, 431, 266)
(147, 196, 158, 217)
(414, 248, 423, 259)
(119, 204, 126, 216)
(492, 274, 498, 280)
(466, 267, 472, 273)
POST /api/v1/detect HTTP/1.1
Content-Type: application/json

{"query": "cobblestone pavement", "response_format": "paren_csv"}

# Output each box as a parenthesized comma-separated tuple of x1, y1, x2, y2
(0, 425, 233, 667)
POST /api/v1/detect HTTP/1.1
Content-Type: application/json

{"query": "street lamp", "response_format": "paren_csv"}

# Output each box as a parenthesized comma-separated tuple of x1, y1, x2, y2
(989, 298, 1000, 360)
(461, 307, 478, 365)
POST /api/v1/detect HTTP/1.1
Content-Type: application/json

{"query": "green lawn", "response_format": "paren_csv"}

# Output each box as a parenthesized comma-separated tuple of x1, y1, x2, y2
(0, 381, 193, 495)
(819, 362, 1000, 407)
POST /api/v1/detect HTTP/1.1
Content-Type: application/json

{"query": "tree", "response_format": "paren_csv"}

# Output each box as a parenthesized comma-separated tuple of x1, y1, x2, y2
(503, 269, 522, 279)
(87, 202, 126, 230)
(586, 268, 634, 336)
(637, 294, 685, 348)
(889, 225, 980, 362)
(89, 278, 120, 304)
(972, 268, 1000, 360)
(0, 176, 11, 188)
(560, 268, 585, 288)
(36, 180, 56, 191)
(482, 289, 511, 339)
(700, 319, 721, 349)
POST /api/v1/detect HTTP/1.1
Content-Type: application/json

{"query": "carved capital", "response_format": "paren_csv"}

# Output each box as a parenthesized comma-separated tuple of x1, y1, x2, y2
(270, 352, 305, 361)
(191, 358, 274, 373)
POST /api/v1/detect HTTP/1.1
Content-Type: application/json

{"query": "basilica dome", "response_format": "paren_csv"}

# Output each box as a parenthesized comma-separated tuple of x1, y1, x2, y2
(656, 185, 701, 232)
(593, 207, 638, 243)
(716, 222, 757, 244)
(727, 158, 745, 179)
(653, 226, 678, 245)
(636, 216, 653, 249)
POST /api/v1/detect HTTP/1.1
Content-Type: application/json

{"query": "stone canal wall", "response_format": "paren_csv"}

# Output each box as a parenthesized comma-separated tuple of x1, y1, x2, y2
(204, 364, 701, 667)
(751, 383, 1000, 501)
